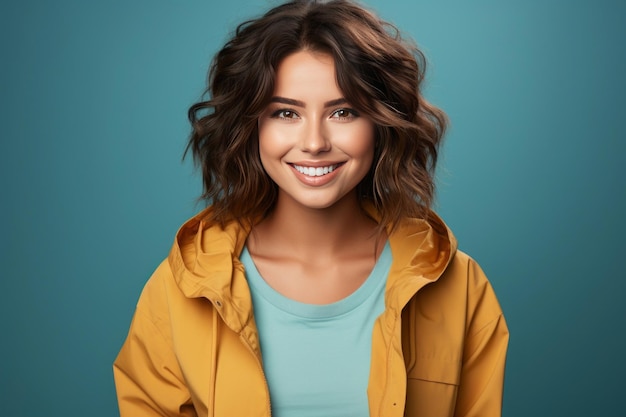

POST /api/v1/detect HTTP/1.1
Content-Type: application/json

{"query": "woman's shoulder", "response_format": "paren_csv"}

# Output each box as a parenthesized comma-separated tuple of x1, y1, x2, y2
(134, 259, 177, 318)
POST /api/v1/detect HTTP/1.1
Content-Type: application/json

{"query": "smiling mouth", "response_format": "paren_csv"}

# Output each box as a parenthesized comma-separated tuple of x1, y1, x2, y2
(292, 164, 340, 177)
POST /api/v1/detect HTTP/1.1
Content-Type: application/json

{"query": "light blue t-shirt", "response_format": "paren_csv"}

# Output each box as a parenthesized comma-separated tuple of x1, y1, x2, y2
(241, 242, 392, 417)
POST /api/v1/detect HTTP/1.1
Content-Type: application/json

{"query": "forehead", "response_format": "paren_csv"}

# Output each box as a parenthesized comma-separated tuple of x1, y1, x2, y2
(273, 50, 341, 100)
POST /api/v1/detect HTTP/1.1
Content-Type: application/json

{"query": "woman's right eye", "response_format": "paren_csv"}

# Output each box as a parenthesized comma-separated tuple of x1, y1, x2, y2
(271, 109, 299, 119)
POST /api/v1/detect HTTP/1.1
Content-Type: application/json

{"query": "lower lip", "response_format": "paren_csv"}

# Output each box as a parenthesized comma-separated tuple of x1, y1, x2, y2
(290, 164, 342, 186)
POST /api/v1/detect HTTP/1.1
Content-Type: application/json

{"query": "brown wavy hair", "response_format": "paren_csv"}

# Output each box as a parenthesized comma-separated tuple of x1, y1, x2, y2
(186, 0, 447, 230)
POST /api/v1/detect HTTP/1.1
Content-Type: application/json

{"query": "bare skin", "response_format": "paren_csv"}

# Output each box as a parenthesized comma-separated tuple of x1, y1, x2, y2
(246, 191, 386, 304)
(247, 50, 386, 304)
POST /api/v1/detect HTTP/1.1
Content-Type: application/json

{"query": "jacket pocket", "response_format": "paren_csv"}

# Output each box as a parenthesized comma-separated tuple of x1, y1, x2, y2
(405, 357, 460, 417)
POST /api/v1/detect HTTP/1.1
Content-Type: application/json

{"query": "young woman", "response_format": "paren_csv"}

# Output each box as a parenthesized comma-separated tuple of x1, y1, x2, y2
(113, 1, 509, 416)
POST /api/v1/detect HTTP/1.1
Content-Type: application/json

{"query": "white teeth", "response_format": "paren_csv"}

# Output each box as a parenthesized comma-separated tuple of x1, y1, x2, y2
(293, 164, 337, 177)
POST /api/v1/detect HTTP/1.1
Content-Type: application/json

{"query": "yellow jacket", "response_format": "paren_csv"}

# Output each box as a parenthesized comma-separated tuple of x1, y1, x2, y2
(114, 208, 508, 416)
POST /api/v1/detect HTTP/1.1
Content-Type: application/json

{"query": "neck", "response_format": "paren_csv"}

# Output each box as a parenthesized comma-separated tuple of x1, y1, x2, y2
(249, 191, 379, 256)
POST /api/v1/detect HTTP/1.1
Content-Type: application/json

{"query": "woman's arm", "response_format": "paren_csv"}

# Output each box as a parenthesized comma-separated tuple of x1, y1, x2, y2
(113, 264, 197, 417)
(455, 259, 509, 417)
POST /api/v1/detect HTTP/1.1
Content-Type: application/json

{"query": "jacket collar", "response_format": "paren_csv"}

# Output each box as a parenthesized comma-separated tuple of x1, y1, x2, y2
(168, 206, 457, 329)
(168, 209, 252, 332)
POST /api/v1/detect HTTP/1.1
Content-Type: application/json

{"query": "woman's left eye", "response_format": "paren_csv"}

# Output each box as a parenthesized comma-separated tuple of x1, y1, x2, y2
(331, 108, 358, 119)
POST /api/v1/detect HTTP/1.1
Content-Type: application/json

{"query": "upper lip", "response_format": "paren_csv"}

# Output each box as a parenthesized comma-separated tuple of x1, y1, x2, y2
(289, 161, 344, 167)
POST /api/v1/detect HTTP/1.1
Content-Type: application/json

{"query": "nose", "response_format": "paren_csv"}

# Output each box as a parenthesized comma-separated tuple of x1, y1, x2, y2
(300, 119, 331, 154)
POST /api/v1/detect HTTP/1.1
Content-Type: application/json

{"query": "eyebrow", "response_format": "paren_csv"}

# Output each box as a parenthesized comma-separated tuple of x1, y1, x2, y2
(269, 96, 348, 108)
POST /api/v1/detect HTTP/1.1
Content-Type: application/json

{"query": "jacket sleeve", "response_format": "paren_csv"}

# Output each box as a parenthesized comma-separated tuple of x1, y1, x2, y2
(113, 265, 197, 417)
(454, 259, 509, 417)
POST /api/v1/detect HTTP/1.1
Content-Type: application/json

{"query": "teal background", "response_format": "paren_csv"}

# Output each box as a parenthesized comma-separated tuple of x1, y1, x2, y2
(1, 0, 624, 416)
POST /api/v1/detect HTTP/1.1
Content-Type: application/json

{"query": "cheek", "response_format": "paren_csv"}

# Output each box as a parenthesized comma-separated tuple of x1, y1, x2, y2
(340, 124, 376, 160)
(257, 122, 274, 159)
(258, 139, 273, 173)
(257, 124, 285, 173)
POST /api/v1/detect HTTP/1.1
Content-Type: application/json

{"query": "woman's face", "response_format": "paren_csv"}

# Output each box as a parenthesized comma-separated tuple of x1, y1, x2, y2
(258, 50, 375, 211)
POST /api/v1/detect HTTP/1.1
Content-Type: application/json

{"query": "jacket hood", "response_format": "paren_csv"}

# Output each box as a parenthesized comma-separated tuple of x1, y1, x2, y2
(367, 206, 458, 314)
(167, 206, 458, 326)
